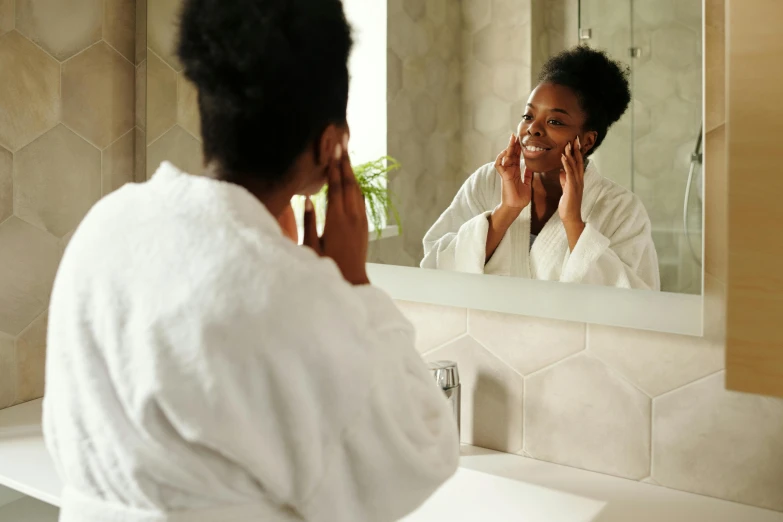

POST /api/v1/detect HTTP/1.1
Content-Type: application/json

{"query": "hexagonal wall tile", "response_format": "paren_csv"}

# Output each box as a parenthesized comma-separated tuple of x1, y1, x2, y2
(177, 74, 201, 140)
(469, 311, 584, 375)
(474, 96, 508, 134)
(16, 0, 102, 61)
(491, 0, 531, 27)
(425, 56, 448, 93)
(402, 57, 427, 94)
(650, 97, 701, 142)
(102, 130, 135, 195)
(62, 42, 134, 149)
(463, 130, 492, 173)
(426, 336, 524, 453)
(104, 0, 135, 63)
(652, 25, 700, 71)
(677, 67, 702, 104)
(15, 310, 47, 402)
(0, 146, 10, 222)
(147, 52, 178, 144)
(463, 59, 493, 102)
(387, 50, 403, 100)
(393, 301, 466, 353)
(473, 24, 531, 67)
(634, 62, 676, 104)
(0, 217, 60, 336)
(146, 125, 203, 176)
(675, 0, 703, 29)
(525, 353, 651, 479)
(0, 333, 15, 408)
(634, 130, 676, 179)
(426, 0, 446, 26)
(634, 0, 675, 28)
(413, 95, 437, 134)
(434, 24, 458, 61)
(588, 325, 723, 397)
(462, 0, 491, 32)
(14, 125, 102, 238)
(653, 372, 783, 511)
(493, 62, 528, 102)
(0, 0, 12, 36)
(0, 31, 60, 152)
(403, 0, 425, 22)
(148, 0, 183, 71)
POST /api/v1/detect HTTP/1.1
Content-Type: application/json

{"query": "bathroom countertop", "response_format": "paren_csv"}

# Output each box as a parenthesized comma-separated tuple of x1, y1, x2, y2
(1, 399, 781, 521)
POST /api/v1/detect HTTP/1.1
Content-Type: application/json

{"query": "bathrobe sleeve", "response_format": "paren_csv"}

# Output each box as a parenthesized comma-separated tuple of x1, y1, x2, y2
(151, 257, 460, 522)
(421, 164, 512, 273)
(560, 191, 660, 290)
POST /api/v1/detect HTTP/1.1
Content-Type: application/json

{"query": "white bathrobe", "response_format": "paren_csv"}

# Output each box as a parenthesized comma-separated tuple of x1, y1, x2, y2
(43, 162, 459, 522)
(421, 161, 660, 290)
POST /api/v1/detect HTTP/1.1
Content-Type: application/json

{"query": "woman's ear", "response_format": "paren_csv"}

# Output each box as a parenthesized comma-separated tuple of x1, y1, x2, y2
(581, 130, 598, 155)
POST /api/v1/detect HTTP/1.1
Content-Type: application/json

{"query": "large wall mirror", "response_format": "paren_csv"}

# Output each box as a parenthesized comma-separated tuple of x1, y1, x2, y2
(368, 0, 703, 293)
(143, 0, 706, 335)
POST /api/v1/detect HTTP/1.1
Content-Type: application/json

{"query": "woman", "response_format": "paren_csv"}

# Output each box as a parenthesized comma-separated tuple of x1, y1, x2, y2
(43, 1, 459, 521)
(421, 46, 660, 290)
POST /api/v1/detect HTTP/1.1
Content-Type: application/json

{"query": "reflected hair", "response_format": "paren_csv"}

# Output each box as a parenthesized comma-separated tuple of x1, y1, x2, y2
(177, 0, 353, 184)
(538, 46, 631, 155)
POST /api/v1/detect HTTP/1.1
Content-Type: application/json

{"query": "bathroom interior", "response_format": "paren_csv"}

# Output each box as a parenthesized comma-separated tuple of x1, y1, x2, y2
(0, 0, 782, 520)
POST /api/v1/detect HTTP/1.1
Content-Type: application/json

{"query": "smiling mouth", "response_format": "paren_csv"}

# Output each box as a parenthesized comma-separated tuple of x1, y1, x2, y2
(523, 145, 551, 153)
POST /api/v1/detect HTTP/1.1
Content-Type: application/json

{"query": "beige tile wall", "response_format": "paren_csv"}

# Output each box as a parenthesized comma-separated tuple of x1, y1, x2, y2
(0, 0, 136, 409)
(144, 0, 202, 179)
(367, 0, 463, 266)
(581, 0, 703, 295)
(396, 0, 783, 513)
(398, 299, 783, 512)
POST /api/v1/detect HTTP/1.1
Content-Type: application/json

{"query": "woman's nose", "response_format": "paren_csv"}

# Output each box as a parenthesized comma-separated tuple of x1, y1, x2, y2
(527, 119, 545, 136)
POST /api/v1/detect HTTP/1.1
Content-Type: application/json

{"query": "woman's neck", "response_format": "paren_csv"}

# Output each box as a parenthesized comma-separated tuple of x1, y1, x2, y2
(203, 162, 294, 219)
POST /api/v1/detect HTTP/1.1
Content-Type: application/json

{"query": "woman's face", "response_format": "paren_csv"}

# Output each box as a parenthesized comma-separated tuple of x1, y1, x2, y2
(516, 82, 594, 173)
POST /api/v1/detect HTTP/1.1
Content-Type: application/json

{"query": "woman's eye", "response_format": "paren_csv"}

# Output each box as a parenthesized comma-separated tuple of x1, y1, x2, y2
(521, 114, 533, 121)
(548, 120, 563, 126)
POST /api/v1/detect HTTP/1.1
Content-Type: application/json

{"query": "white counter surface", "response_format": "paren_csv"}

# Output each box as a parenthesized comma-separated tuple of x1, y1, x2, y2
(1, 399, 781, 521)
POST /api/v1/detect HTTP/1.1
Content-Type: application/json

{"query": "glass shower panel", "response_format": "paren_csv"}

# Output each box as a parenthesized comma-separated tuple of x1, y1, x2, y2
(579, 0, 703, 294)
(577, 0, 633, 192)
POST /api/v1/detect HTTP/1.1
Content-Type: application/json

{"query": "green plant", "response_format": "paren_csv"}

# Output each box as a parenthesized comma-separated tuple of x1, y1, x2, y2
(313, 155, 402, 238)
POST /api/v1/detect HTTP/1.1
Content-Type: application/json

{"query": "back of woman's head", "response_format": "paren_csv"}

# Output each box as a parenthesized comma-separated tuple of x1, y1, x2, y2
(538, 46, 631, 153)
(177, 0, 353, 184)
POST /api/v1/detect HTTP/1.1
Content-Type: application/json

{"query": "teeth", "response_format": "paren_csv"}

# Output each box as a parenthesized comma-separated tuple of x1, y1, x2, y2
(526, 146, 546, 152)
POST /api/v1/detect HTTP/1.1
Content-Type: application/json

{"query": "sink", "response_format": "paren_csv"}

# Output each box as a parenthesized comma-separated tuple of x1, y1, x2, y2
(402, 467, 606, 522)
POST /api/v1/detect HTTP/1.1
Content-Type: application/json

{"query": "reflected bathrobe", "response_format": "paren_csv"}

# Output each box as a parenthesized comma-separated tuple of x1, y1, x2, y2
(43, 162, 459, 522)
(421, 162, 660, 290)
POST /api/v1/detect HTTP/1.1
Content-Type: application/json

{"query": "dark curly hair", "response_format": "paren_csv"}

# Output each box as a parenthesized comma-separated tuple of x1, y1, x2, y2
(538, 46, 631, 155)
(177, 0, 353, 184)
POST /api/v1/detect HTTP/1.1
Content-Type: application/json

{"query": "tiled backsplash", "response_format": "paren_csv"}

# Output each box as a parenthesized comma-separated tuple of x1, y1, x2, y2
(397, 300, 783, 513)
(0, 0, 136, 409)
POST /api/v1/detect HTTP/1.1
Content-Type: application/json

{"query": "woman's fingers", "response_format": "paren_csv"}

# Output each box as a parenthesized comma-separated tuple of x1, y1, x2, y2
(302, 197, 321, 252)
(562, 145, 576, 188)
(326, 145, 344, 215)
(574, 137, 585, 181)
(340, 148, 362, 217)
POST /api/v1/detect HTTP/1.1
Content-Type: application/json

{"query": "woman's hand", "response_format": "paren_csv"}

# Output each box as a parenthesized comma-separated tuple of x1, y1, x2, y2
(277, 202, 299, 243)
(494, 134, 532, 212)
(559, 137, 587, 251)
(302, 139, 370, 286)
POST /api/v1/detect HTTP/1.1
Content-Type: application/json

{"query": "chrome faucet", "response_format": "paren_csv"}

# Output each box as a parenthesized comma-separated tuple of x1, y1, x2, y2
(428, 361, 461, 437)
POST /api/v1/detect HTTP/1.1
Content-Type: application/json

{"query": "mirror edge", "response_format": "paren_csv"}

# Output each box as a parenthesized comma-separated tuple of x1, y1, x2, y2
(368, 263, 704, 337)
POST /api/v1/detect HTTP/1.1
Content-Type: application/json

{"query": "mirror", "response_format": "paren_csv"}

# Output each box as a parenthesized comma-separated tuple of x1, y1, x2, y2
(364, 0, 703, 296)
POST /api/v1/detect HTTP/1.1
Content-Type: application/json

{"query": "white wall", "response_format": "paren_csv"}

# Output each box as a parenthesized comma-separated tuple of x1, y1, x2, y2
(342, 0, 387, 164)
